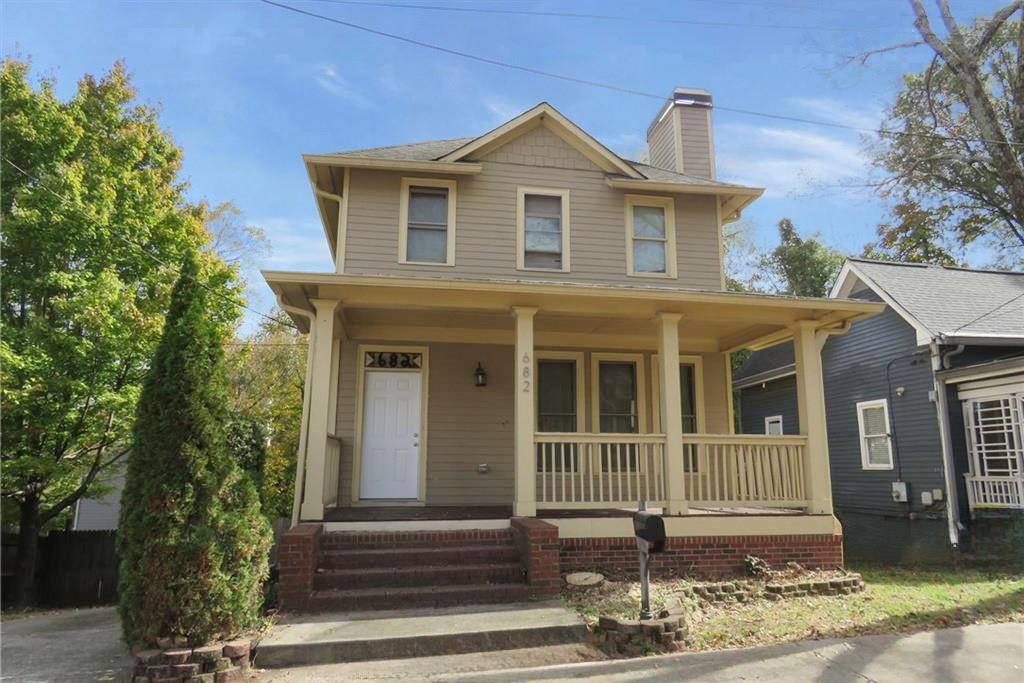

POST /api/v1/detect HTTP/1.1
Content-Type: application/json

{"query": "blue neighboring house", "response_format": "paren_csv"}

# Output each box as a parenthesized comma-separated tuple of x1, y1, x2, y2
(734, 258, 1024, 562)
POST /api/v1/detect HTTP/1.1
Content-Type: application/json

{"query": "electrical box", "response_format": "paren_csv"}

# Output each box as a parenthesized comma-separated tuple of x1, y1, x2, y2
(891, 481, 909, 503)
(921, 491, 934, 506)
(932, 488, 944, 502)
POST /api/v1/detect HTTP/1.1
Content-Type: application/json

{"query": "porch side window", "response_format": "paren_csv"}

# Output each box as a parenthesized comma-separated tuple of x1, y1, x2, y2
(626, 195, 676, 278)
(518, 187, 570, 271)
(856, 399, 893, 470)
(400, 178, 456, 265)
(536, 359, 578, 472)
(598, 360, 639, 472)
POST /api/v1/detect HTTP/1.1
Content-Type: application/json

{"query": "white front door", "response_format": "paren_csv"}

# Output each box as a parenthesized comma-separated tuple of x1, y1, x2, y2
(360, 370, 422, 499)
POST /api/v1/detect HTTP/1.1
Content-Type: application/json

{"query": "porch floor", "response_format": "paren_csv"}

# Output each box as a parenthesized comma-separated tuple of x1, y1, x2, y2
(322, 505, 803, 522)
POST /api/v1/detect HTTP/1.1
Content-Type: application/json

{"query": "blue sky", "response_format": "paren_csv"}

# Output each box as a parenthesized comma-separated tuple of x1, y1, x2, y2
(4, 0, 1007, 328)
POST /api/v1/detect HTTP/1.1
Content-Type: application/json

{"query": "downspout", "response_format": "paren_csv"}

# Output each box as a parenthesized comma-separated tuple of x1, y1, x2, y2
(930, 342, 963, 548)
(277, 294, 317, 528)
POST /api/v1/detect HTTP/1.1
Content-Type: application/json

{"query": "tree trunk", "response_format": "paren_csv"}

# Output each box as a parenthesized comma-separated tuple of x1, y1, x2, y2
(13, 495, 41, 609)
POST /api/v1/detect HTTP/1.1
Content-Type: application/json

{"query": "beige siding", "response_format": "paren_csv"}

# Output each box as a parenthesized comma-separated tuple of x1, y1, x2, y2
(333, 342, 732, 506)
(680, 108, 713, 179)
(646, 113, 677, 172)
(343, 127, 724, 290)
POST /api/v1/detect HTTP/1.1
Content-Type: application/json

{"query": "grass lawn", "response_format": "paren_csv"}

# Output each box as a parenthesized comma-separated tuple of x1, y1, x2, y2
(564, 565, 1024, 652)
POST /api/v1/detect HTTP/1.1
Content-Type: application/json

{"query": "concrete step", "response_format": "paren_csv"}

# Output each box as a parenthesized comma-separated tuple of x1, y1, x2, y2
(318, 544, 520, 570)
(313, 562, 525, 590)
(320, 529, 514, 550)
(255, 601, 588, 668)
(305, 583, 531, 612)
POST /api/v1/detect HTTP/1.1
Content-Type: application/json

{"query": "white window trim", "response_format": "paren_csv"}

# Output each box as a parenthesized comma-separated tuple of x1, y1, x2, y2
(590, 353, 648, 435)
(517, 186, 571, 273)
(764, 415, 783, 435)
(398, 177, 457, 266)
(856, 398, 894, 471)
(625, 194, 677, 279)
(535, 351, 587, 433)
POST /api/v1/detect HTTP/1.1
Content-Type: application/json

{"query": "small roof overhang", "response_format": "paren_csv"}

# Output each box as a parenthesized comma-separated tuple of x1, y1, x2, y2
(263, 271, 884, 353)
(604, 177, 764, 222)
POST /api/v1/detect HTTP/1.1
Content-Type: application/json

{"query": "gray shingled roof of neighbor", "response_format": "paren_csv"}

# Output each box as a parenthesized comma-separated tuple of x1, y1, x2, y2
(732, 341, 795, 384)
(318, 138, 753, 190)
(847, 258, 1024, 339)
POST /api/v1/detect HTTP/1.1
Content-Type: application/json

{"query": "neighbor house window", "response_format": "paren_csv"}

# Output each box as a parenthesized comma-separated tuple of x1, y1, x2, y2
(517, 187, 570, 271)
(625, 195, 676, 278)
(857, 399, 893, 470)
(765, 415, 783, 435)
(399, 178, 457, 265)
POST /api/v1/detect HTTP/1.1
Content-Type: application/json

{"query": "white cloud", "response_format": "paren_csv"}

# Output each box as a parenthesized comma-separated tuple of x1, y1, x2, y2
(315, 65, 371, 107)
(716, 123, 869, 199)
(482, 96, 527, 124)
(786, 97, 884, 132)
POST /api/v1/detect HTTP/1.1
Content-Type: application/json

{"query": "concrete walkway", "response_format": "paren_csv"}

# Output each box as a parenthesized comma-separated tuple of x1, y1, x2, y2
(0, 607, 131, 682)
(264, 622, 1024, 682)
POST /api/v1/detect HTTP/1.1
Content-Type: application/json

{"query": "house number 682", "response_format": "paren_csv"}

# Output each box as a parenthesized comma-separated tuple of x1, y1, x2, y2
(521, 353, 531, 392)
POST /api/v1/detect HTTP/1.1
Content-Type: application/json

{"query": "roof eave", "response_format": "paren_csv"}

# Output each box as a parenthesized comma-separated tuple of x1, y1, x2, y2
(302, 154, 483, 175)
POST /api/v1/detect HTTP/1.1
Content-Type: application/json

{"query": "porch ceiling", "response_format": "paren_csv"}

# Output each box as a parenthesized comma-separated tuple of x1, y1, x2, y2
(264, 271, 884, 352)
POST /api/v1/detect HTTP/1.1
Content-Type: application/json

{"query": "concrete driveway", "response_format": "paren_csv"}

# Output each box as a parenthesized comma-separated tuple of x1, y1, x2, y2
(1, 607, 130, 682)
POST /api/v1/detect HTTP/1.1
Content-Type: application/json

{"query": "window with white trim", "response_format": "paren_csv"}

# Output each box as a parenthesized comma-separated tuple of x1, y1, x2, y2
(764, 415, 783, 435)
(517, 187, 570, 271)
(856, 399, 893, 470)
(399, 178, 456, 265)
(626, 195, 676, 278)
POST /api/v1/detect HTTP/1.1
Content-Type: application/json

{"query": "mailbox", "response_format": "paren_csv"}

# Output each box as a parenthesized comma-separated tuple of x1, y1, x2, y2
(633, 511, 666, 554)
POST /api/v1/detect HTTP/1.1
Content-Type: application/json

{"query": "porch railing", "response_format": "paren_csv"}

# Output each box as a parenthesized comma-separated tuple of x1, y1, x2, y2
(681, 434, 808, 508)
(535, 433, 666, 508)
(324, 433, 342, 507)
(965, 474, 1024, 509)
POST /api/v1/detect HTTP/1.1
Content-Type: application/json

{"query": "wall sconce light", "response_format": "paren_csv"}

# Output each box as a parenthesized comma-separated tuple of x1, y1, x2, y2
(474, 362, 488, 387)
(896, 386, 906, 397)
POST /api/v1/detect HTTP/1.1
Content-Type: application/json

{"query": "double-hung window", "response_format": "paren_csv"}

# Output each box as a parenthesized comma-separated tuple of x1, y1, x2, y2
(625, 195, 676, 278)
(517, 187, 570, 271)
(400, 178, 457, 265)
(856, 399, 893, 470)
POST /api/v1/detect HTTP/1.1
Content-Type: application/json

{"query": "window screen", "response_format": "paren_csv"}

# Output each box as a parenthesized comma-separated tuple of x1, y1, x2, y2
(632, 204, 667, 273)
(524, 194, 562, 269)
(858, 401, 893, 468)
(406, 187, 448, 263)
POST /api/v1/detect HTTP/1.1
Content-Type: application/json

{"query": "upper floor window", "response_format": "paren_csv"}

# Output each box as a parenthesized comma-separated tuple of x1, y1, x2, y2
(856, 399, 893, 470)
(517, 187, 570, 272)
(399, 178, 457, 266)
(625, 195, 676, 278)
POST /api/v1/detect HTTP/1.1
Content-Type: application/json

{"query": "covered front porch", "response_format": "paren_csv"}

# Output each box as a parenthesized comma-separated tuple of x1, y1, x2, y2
(265, 272, 882, 531)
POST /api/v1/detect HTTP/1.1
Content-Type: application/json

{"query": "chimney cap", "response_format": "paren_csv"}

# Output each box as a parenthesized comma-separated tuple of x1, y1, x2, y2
(671, 87, 713, 107)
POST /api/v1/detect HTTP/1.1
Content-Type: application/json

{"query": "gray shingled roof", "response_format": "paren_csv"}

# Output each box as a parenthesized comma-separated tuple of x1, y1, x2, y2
(316, 138, 752, 190)
(732, 342, 795, 384)
(849, 258, 1024, 339)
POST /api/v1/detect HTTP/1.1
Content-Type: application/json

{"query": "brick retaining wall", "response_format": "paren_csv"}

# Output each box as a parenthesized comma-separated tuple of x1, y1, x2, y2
(510, 517, 561, 597)
(277, 524, 322, 611)
(559, 534, 843, 578)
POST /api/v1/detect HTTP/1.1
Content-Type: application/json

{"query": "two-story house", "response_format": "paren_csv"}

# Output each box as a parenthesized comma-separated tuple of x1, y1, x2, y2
(263, 89, 883, 612)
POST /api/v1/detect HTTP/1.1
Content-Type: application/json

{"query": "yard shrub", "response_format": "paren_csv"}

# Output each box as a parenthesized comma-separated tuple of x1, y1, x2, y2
(117, 253, 271, 647)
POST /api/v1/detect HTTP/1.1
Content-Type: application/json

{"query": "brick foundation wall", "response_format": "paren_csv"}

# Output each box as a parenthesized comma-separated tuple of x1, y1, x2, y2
(560, 534, 844, 578)
(277, 523, 322, 610)
(511, 517, 561, 597)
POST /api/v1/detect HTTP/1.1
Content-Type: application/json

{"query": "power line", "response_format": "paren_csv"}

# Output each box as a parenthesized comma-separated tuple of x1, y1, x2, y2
(950, 290, 1024, 334)
(2, 156, 298, 331)
(307, 0, 892, 32)
(260, 0, 1024, 149)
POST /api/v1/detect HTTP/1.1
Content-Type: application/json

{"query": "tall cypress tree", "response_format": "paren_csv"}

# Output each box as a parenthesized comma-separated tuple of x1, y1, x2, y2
(118, 253, 271, 647)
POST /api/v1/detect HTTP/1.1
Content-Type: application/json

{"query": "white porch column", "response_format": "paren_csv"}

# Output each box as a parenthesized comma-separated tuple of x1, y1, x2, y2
(656, 313, 688, 515)
(513, 306, 538, 517)
(300, 298, 341, 521)
(792, 320, 833, 515)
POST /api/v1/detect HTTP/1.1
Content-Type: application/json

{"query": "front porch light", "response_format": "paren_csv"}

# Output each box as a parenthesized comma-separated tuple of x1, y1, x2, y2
(474, 362, 488, 387)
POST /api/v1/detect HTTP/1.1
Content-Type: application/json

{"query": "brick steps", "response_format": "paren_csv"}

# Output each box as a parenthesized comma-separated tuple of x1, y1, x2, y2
(307, 582, 531, 612)
(313, 562, 524, 590)
(320, 529, 514, 549)
(319, 544, 521, 570)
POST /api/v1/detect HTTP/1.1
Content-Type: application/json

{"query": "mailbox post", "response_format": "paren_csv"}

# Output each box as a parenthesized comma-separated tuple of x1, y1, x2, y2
(632, 500, 666, 620)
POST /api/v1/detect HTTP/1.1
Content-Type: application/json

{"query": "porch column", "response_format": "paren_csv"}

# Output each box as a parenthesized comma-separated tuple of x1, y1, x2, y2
(792, 320, 833, 515)
(656, 313, 688, 515)
(300, 298, 341, 521)
(513, 306, 538, 517)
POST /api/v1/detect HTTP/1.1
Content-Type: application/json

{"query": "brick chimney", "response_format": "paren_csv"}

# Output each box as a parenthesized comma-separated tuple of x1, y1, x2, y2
(646, 88, 715, 179)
